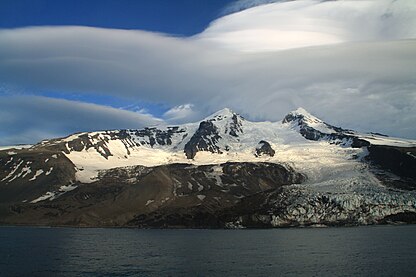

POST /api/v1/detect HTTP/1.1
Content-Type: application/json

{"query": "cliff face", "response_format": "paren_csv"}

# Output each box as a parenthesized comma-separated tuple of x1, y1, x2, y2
(367, 145, 416, 181)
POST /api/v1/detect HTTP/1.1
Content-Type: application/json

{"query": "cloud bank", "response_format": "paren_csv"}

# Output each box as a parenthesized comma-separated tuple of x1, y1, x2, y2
(0, 0, 415, 144)
(0, 95, 162, 145)
(201, 0, 416, 51)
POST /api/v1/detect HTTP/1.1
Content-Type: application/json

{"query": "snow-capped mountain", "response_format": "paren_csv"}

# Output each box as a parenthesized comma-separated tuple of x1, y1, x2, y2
(0, 108, 415, 228)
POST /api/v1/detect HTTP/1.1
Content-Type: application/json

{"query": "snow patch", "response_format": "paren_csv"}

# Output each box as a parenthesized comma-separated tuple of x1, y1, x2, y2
(407, 152, 416, 159)
(197, 183, 204, 192)
(14, 163, 32, 180)
(29, 169, 44, 181)
(45, 167, 54, 175)
(2, 160, 24, 182)
(31, 192, 56, 203)
(145, 200, 154, 206)
(59, 184, 77, 192)
(30, 184, 77, 203)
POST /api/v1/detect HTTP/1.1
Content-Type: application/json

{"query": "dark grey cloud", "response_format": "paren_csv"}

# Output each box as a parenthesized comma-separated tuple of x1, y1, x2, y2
(0, 95, 162, 145)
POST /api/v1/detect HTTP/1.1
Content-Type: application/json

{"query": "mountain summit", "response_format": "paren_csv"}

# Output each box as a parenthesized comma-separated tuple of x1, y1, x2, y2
(203, 107, 240, 119)
(0, 108, 415, 228)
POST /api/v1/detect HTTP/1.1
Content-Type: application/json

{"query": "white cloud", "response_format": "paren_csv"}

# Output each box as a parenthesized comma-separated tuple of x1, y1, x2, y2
(200, 0, 416, 51)
(163, 104, 201, 123)
(0, 0, 415, 141)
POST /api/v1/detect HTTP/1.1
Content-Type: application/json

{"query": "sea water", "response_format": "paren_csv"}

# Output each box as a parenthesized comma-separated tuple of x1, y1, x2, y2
(1, 225, 415, 276)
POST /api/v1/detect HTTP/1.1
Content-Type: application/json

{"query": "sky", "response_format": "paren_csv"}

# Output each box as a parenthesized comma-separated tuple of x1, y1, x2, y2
(0, 0, 235, 35)
(0, 0, 415, 145)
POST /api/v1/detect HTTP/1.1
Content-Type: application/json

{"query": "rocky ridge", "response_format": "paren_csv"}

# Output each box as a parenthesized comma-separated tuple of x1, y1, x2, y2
(0, 108, 415, 228)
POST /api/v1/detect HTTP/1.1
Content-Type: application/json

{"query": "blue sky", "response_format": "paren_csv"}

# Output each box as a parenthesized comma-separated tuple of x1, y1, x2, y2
(0, 0, 415, 145)
(0, 0, 234, 35)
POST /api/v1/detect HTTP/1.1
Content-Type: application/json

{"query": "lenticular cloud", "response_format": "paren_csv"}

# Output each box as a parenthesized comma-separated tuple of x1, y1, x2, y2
(199, 0, 416, 51)
(0, 0, 415, 144)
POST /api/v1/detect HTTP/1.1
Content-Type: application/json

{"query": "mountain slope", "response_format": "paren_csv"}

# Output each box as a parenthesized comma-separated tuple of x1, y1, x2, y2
(0, 108, 415, 228)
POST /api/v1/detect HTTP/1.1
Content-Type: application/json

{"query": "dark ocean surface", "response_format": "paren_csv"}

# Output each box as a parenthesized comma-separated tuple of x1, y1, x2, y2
(1, 225, 415, 276)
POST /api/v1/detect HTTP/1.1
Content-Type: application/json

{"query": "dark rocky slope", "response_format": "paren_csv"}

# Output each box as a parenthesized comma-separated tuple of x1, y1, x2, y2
(1, 162, 305, 227)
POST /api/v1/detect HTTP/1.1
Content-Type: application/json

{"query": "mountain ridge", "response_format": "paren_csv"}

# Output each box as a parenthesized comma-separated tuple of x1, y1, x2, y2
(0, 107, 415, 228)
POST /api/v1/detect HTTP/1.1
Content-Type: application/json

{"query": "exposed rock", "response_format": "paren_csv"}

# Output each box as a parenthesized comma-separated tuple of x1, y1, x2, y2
(381, 212, 416, 224)
(37, 127, 187, 159)
(229, 114, 243, 137)
(133, 126, 186, 147)
(1, 162, 305, 227)
(0, 148, 76, 204)
(255, 140, 275, 157)
(184, 121, 222, 159)
(367, 145, 416, 182)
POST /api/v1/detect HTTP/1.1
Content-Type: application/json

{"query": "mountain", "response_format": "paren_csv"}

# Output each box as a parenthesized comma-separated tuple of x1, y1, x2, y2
(0, 108, 415, 228)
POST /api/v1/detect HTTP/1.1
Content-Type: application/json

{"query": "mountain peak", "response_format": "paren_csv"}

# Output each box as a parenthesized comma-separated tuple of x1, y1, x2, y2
(283, 107, 323, 124)
(288, 107, 318, 119)
(212, 107, 235, 116)
(282, 107, 362, 144)
(204, 108, 243, 121)
(291, 107, 313, 117)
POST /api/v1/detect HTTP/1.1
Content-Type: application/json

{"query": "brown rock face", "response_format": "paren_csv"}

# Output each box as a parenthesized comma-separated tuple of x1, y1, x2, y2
(0, 162, 305, 228)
